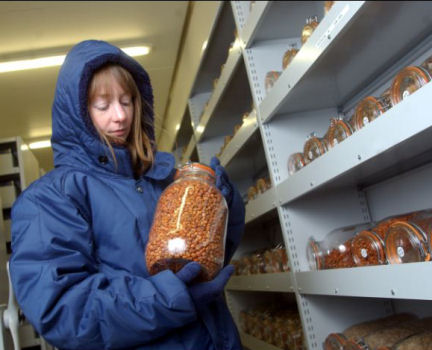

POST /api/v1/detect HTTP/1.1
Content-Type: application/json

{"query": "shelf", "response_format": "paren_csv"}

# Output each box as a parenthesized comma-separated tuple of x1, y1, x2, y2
(296, 262, 432, 300)
(277, 82, 432, 205)
(227, 272, 294, 293)
(0, 168, 20, 179)
(195, 46, 244, 142)
(220, 110, 258, 168)
(180, 136, 196, 164)
(238, 1, 270, 48)
(240, 332, 282, 350)
(245, 187, 276, 224)
(191, 2, 236, 96)
(259, 1, 432, 122)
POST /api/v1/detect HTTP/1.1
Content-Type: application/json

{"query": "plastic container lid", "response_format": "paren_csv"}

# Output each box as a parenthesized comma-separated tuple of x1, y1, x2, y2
(288, 152, 307, 175)
(303, 133, 328, 162)
(385, 221, 429, 264)
(390, 66, 431, 105)
(353, 96, 385, 130)
(327, 118, 354, 148)
(352, 230, 386, 266)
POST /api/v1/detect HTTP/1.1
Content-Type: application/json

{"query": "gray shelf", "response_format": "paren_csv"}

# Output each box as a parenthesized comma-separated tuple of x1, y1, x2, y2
(259, 1, 432, 122)
(245, 187, 276, 224)
(226, 272, 294, 293)
(277, 82, 432, 205)
(296, 262, 432, 300)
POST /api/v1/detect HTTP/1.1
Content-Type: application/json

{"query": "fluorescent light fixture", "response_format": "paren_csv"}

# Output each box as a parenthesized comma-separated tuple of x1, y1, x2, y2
(0, 45, 151, 74)
(29, 140, 51, 150)
(20, 144, 29, 151)
(196, 125, 204, 133)
(175, 123, 181, 131)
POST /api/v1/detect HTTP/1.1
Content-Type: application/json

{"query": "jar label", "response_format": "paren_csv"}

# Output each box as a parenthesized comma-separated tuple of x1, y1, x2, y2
(308, 151, 313, 159)
(363, 116, 369, 125)
(333, 138, 338, 145)
(168, 238, 186, 254)
(397, 246, 405, 258)
(403, 90, 410, 99)
(361, 248, 368, 258)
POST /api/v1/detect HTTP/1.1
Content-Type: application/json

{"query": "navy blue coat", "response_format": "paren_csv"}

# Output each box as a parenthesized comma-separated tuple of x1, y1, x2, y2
(10, 40, 245, 350)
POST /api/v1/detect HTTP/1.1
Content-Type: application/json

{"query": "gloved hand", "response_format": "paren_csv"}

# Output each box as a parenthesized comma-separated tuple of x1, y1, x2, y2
(176, 262, 202, 284)
(210, 156, 234, 207)
(188, 265, 234, 307)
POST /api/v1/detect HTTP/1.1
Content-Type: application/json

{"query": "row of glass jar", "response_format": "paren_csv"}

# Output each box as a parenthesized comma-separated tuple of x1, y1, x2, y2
(246, 176, 272, 204)
(215, 109, 253, 159)
(232, 245, 290, 275)
(264, 2, 335, 92)
(287, 55, 432, 176)
(325, 313, 432, 350)
(239, 306, 304, 350)
(307, 209, 432, 271)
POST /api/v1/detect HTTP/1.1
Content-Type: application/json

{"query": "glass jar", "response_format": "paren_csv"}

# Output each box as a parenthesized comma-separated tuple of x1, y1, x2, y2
(265, 71, 282, 92)
(301, 16, 319, 44)
(288, 152, 307, 175)
(357, 326, 419, 350)
(389, 332, 432, 350)
(390, 65, 431, 105)
(247, 185, 258, 202)
(282, 45, 299, 69)
(303, 132, 329, 163)
(256, 178, 268, 194)
(146, 163, 228, 281)
(307, 224, 369, 270)
(324, 333, 348, 350)
(385, 210, 432, 264)
(352, 95, 391, 130)
(352, 229, 386, 266)
(324, 1, 335, 15)
(326, 117, 354, 148)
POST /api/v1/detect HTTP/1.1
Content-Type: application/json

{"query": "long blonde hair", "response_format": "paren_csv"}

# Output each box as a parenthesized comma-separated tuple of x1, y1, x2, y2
(88, 64, 154, 177)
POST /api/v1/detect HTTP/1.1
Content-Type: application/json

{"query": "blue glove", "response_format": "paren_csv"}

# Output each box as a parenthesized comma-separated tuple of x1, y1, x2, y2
(210, 156, 233, 206)
(188, 265, 234, 307)
(176, 262, 202, 284)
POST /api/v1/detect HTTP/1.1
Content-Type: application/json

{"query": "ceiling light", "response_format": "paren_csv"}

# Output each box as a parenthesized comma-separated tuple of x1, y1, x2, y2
(0, 45, 151, 74)
(28, 140, 51, 150)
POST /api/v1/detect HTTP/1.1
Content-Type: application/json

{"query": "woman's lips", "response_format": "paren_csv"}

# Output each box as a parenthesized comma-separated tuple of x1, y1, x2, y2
(110, 129, 126, 137)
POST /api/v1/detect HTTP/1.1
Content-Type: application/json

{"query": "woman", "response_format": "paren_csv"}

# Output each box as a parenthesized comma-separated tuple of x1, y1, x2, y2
(9, 40, 245, 350)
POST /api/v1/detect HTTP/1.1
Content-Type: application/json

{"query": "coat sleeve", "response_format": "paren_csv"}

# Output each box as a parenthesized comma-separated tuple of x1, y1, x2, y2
(9, 182, 197, 350)
(224, 183, 245, 265)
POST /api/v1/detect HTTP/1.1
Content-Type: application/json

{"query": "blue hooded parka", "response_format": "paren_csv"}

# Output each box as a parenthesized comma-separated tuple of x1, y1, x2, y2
(9, 40, 245, 350)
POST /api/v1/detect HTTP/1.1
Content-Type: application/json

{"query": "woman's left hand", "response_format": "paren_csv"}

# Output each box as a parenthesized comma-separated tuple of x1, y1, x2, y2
(210, 156, 233, 206)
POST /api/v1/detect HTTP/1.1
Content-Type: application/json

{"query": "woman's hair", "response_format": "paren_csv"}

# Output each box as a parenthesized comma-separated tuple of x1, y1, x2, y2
(88, 64, 154, 177)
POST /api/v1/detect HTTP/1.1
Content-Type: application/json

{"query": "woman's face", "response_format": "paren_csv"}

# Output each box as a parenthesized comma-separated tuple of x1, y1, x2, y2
(89, 74, 134, 142)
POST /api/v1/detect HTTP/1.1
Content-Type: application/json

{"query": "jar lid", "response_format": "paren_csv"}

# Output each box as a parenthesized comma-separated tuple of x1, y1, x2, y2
(385, 221, 428, 264)
(354, 96, 384, 130)
(324, 333, 347, 350)
(304, 135, 327, 162)
(307, 238, 323, 270)
(327, 118, 353, 147)
(390, 66, 431, 105)
(176, 162, 215, 179)
(352, 230, 386, 266)
(288, 152, 307, 175)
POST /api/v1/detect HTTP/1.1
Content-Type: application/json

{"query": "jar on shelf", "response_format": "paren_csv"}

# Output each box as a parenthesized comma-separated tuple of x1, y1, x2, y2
(326, 117, 354, 148)
(303, 132, 329, 163)
(250, 251, 266, 274)
(301, 16, 319, 45)
(352, 95, 392, 131)
(385, 210, 432, 264)
(382, 332, 432, 350)
(307, 224, 369, 270)
(390, 64, 431, 105)
(256, 178, 268, 194)
(324, 333, 348, 350)
(324, 1, 335, 15)
(233, 123, 242, 135)
(288, 152, 307, 175)
(145, 162, 228, 281)
(247, 185, 258, 202)
(265, 71, 282, 92)
(351, 214, 414, 266)
(282, 44, 299, 70)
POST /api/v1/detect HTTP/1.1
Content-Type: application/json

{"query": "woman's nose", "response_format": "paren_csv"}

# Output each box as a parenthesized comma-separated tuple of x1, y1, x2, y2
(112, 102, 127, 121)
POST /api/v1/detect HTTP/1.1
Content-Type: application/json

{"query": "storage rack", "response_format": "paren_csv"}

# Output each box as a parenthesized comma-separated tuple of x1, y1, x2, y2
(0, 136, 44, 349)
(172, 1, 432, 349)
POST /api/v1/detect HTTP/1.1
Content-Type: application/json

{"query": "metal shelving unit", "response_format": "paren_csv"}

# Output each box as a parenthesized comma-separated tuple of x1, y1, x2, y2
(177, 1, 432, 349)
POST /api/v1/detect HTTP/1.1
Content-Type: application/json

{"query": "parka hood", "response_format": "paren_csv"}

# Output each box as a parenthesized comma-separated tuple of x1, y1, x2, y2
(51, 40, 155, 177)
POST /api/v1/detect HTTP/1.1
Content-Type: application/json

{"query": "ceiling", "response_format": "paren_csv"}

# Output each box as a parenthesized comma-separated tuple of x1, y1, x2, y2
(0, 1, 189, 172)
